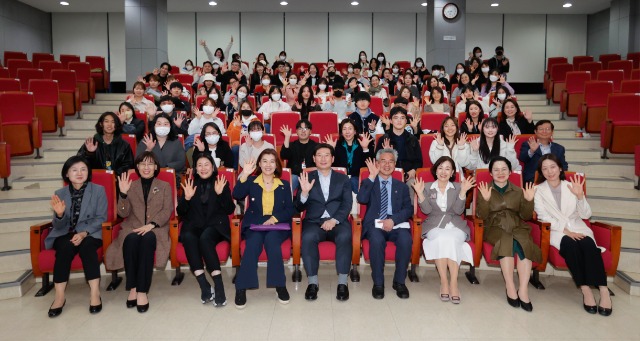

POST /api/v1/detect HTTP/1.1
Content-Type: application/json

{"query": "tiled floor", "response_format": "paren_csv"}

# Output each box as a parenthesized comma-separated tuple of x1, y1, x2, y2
(3, 265, 640, 340)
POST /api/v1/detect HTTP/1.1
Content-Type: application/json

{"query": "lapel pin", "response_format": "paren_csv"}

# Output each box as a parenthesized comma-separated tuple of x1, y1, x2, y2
(152, 187, 159, 194)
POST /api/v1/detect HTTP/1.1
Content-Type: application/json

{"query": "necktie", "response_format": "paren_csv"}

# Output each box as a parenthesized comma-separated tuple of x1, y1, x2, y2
(380, 180, 388, 220)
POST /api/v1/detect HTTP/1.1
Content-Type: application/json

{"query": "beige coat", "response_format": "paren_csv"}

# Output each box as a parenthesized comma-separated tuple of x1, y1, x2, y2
(105, 178, 172, 270)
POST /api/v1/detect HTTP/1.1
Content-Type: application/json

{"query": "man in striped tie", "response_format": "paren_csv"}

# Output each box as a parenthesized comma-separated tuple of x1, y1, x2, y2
(357, 149, 414, 299)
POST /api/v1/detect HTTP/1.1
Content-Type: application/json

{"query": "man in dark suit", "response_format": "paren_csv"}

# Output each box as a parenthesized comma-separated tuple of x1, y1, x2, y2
(296, 144, 353, 301)
(519, 120, 568, 184)
(357, 149, 413, 299)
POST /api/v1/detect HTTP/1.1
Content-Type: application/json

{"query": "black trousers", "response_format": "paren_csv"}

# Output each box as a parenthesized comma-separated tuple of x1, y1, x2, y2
(559, 235, 607, 287)
(52, 233, 102, 283)
(123, 232, 156, 293)
(182, 227, 227, 273)
(301, 221, 352, 277)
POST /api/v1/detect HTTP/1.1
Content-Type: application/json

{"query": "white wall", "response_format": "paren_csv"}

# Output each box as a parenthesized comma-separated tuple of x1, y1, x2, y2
(167, 12, 195, 71)
(195, 13, 240, 65)
(328, 13, 372, 62)
(108, 13, 126, 83)
(52, 13, 109, 63)
(241, 12, 284, 66)
(0, 0, 51, 60)
(465, 14, 503, 60)
(372, 13, 417, 63)
(546, 15, 587, 61)
(503, 14, 546, 82)
(285, 13, 328, 63)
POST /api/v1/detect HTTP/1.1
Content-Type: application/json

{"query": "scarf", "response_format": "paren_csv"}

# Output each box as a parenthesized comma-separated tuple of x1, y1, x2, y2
(368, 84, 383, 95)
(343, 140, 357, 172)
(69, 183, 88, 232)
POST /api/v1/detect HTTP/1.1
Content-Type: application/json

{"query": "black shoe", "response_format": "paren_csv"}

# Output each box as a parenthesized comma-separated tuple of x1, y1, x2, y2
(336, 284, 349, 301)
(372, 285, 385, 299)
(48, 299, 65, 318)
(212, 275, 226, 307)
(506, 291, 520, 308)
(126, 299, 136, 308)
(276, 287, 290, 304)
(89, 297, 102, 314)
(598, 301, 612, 316)
(136, 303, 149, 313)
(305, 284, 319, 301)
(518, 293, 533, 312)
(201, 287, 214, 304)
(235, 289, 247, 309)
(582, 294, 597, 314)
(392, 282, 410, 299)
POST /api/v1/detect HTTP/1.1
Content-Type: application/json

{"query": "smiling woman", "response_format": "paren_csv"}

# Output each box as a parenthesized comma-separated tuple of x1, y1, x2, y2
(77, 112, 134, 177)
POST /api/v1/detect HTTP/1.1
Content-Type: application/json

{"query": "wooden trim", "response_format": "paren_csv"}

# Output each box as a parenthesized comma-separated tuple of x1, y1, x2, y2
(30, 221, 52, 278)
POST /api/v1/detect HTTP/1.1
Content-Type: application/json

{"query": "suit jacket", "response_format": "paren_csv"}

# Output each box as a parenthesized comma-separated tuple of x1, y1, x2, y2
(105, 178, 173, 270)
(232, 176, 295, 231)
(356, 176, 413, 236)
(417, 182, 469, 239)
(534, 180, 594, 250)
(177, 177, 235, 240)
(498, 116, 535, 139)
(45, 183, 108, 249)
(295, 170, 352, 225)
(519, 142, 568, 183)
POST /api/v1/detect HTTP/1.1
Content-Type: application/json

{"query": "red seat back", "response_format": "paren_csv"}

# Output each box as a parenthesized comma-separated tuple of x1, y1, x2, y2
(67, 62, 92, 82)
(597, 70, 624, 91)
(0, 67, 9, 78)
(91, 170, 118, 222)
(50, 70, 77, 91)
(632, 69, 640, 80)
(6, 59, 33, 78)
(60, 54, 80, 67)
(334, 62, 348, 73)
(0, 92, 36, 124)
(420, 112, 448, 132)
(583, 81, 615, 107)
(271, 112, 301, 147)
(606, 93, 640, 122)
(135, 112, 149, 135)
(85, 56, 106, 71)
(599, 53, 621, 68)
(39, 61, 65, 78)
(550, 63, 573, 82)
(419, 134, 436, 168)
(395, 61, 411, 71)
(0, 79, 21, 92)
(293, 62, 309, 73)
(369, 96, 384, 116)
(4, 51, 27, 62)
(171, 65, 180, 74)
(31, 53, 54, 68)
(546, 57, 568, 72)
(121, 134, 137, 156)
(607, 60, 633, 79)
(620, 80, 640, 94)
(472, 169, 522, 217)
(564, 71, 592, 94)
(29, 79, 60, 106)
(578, 61, 602, 75)
(173, 73, 193, 84)
(308, 111, 338, 137)
(572, 56, 594, 70)
(627, 52, 640, 69)
(16, 68, 44, 91)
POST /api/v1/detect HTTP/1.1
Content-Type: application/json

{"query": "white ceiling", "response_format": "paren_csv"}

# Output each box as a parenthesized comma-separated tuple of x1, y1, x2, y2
(19, 0, 611, 15)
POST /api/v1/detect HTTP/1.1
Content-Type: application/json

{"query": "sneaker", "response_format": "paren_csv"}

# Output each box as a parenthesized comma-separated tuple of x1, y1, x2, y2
(213, 285, 226, 307)
(201, 286, 214, 304)
(235, 289, 246, 309)
(276, 287, 290, 304)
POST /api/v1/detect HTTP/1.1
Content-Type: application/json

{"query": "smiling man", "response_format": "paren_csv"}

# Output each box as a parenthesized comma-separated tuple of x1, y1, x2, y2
(519, 120, 567, 184)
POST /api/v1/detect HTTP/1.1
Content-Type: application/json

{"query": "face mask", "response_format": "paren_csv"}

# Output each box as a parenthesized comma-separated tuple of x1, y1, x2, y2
(333, 90, 343, 98)
(261, 79, 271, 86)
(432, 70, 440, 77)
(392, 68, 399, 74)
(497, 93, 507, 101)
(237, 91, 247, 99)
(212, 64, 220, 70)
(240, 109, 253, 117)
(185, 65, 193, 71)
(424, 90, 431, 97)
(456, 68, 464, 75)
(328, 64, 334, 68)
(289, 78, 297, 85)
(279, 55, 286, 61)
(318, 84, 327, 91)
(416, 62, 423, 68)
(348, 67, 353, 73)
(208, 93, 218, 100)
(489, 75, 499, 82)
(475, 53, 482, 58)
(360, 55, 366, 61)
(481, 67, 490, 73)
(496, 50, 504, 56)
(377, 56, 384, 62)
(202, 105, 215, 115)
(205, 135, 220, 145)
(271, 93, 281, 101)
(249, 131, 263, 141)
(160, 104, 174, 114)
(366, 70, 373, 77)
(155, 126, 170, 137)
(123, 110, 133, 120)
(439, 72, 446, 78)
(328, 72, 335, 77)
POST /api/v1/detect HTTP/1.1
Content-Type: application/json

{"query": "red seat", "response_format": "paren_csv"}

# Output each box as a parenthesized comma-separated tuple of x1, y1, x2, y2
(135, 112, 149, 135)
(632, 69, 640, 80)
(16, 68, 44, 92)
(546, 63, 573, 103)
(173, 73, 193, 84)
(419, 134, 436, 168)
(627, 52, 640, 69)
(369, 96, 384, 117)
(4, 51, 27, 63)
(395, 61, 411, 71)
(121, 134, 137, 156)
(59, 54, 80, 68)
(29, 79, 65, 135)
(620, 80, 640, 94)
(560, 71, 591, 118)
(597, 69, 624, 92)
(578, 81, 614, 133)
(51, 70, 82, 116)
(293, 62, 309, 73)
(600, 93, 640, 158)
(31, 53, 54, 69)
(6, 59, 33, 78)
(0, 79, 21, 92)
(171, 65, 180, 74)
(543, 57, 568, 90)
(420, 112, 448, 133)
(170, 168, 236, 285)
(85, 56, 110, 92)
(0, 115, 11, 190)
(607, 60, 633, 80)
(598, 53, 621, 68)
(0, 92, 42, 157)
(308, 111, 338, 138)
(514, 134, 535, 170)
(572, 55, 594, 70)
(30, 169, 118, 296)
(334, 62, 348, 74)
(578, 61, 603, 75)
(271, 112, 301, 148)
(68, 62, 96, 103)
(0, 67, 9, 78)
(39, 61, 65, 78)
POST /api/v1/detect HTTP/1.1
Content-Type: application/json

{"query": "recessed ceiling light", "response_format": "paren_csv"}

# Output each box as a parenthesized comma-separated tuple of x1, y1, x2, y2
(563, 3, 572, 7)
(491, 3, 499, 7)
(280, 1, 288, 5)
(60, 1, 69, 5)
(208, 1, 217, 5)
(421, 2, 428, 6)
(351, 1, 359, 5)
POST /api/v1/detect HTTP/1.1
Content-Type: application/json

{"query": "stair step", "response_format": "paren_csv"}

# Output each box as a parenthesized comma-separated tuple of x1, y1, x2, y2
(0, 270, 34, 300)
(0, 212, 50, 234)
(586, 176, 636, 190)
(79, 105, 118, 114)
(0, 250, 32, 273)
(95, 93, 129, 101)
(0, 231, 30, 253)
(64, 119, 99, 130)
(614, 271, 640, 296)
(93, 99, 126, 106)
(0, 196, 50, 214)
(617, 250, 640, 274)
(570, 162, 635, 178)
(587, 196, 640, 216)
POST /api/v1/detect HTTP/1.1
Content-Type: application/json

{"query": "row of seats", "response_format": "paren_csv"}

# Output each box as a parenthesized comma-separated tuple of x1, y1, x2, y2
(544, 52, 640, 91)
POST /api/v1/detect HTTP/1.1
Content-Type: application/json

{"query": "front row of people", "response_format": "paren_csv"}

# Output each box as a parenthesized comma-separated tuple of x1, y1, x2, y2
(44, 149, 612, 317)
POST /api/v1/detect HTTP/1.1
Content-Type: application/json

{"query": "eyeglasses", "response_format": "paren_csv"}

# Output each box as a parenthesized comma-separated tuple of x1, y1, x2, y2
(378, 160, 396, 165)
(138, 162, 156, 168)
(296, 127, 309, 131)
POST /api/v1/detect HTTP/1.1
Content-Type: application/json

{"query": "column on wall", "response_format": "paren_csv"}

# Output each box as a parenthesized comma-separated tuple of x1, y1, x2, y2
(426, 0, 466, 74)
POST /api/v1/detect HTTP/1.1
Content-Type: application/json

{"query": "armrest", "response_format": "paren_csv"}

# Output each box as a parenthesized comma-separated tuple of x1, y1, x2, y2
(89, 78, 96, 99)
(56, 101, 65, 128)
(0, 142, 10, 178)
(74, 86, 82, 111)
(169, 221, 181, 268)
(31, 117, 42, 148)
(591, 221, 622, 276)
(411, 216, 422, 265)
(529, 219, 550, 271)
(601, 119, 613, 148)
(30, 221, 52, 277)
(560, 90, 569, 112)
(471, 216, 484, 267)
(291, 217, 302, 265)
(351, 214, 362, 266)
(103, 70, 110, 89)
(231, 218, 241, 267)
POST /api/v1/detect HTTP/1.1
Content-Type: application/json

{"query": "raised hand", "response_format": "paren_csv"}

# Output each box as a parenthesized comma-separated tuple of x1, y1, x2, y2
(181, 177, 197, 200)
(412, 177, 425, 201)
(523, 109, 533, 122)
(194, 137, 205, 151)
(472, 74, 479, 84)
(153, 68, 159, 75)
(457, 132, 468, 147)
(232, 114, 241, 127)
(359, 132, 373, 150)
(118, 172, 132, 195)
(460, 176, 476, 193)
(214, 175, 227, 195)
(435, 131, 445, 146)
(381, 137, 392, 150)
(478, 181, 492, 201)
(241, 159, 257, 178)
(280, 125, 292, 139)
(527, 136, 540, 153)
(174, 112, 185, 127)
(199, 39, 206, 46)
(51, 194, 66, 217)
(506, 134, 517, 145)
(367, 119, 378, 132)
(409, 115, 421, 132)
(470, 137, 480, 151)
(84, 137, 98, 153)
(380, 115, 390, 129)
(423, 98, 432, 106)
(299, 171, 316, 195)
(193, 107, 202, 119)
(142, 134, 156, 151)
(364, 157, 379, 180)
(499, 75, 506, 83)
(502, 58, 509, 66)
(568, 176, 585, 200)
(324, 134, 336, 148)
(523, 182, 536, 201)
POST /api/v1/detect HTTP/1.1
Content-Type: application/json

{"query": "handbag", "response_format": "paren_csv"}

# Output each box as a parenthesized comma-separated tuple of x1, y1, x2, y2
(249, 223, 290, 231)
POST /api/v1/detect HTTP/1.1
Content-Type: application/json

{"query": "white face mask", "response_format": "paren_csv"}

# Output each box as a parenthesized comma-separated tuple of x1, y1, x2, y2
(237, 91, 247, 99)
(424, 90, 431, 97)
(456, 68, 464, 75)
(185, 65, 193, 71)
(328, 64, 334, 68)
(318, 84, 327, 91)
(497, 93, 507, 101)
(271, 93, 281, 101)
(155, 126, 170, 137)
(377, 56, 384, 62)
(366, 70, 373, 77)
(416, 62, 423, 68)
(432, 70, 440, 77)
(205, 135, 220, 145)
(202, 105, 215, 115)
(360, 55, 366, 61)
(481, 67, 490, 73)
(249, 131, 263, 141)
(123, 110, 133, 120)
(279, 55, 286, 61)
(289, 78, 297, 85)
(348, 67, 353, 73)
(208, 92, 218, 100)
(212, 64, 220, 70)
(475, 53, 482, 58)
(261, 79, 271, 86)
(160, 104, 174, 114)
(489, 75, 499, 82)
(392, 68, 399, 74)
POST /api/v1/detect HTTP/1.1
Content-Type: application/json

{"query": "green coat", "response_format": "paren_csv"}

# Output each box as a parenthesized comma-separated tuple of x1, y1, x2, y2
(477, 182, 542, 263)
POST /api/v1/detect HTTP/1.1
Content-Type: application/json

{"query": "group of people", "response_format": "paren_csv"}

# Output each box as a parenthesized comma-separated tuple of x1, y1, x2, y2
(43, 45, 611, 319)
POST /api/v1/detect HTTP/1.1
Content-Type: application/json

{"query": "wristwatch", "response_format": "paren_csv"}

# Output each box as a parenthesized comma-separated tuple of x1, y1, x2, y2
(150, 222, 160, 229)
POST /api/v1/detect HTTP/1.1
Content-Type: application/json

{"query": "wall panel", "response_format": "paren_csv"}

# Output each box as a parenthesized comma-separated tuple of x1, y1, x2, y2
(240, 12, 283, 67)
(195, 12, 240, 66)
(285, 12, 328, 63)
(373, 13, 416, 64)
(465, 13, 503, 62)
(503, 14, 546, 82)
(546, 15, 588, 61)
(328, 12, 372, 62)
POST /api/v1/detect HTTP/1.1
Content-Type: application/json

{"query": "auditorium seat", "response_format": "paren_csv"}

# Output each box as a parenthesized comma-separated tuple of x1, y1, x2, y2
(598, 53, 621, 68)
(395, 61, 411, 71)
(135, 112, 149, 135)
(270, 111, 301, 148)
(16, 68, 44, 92)
(68, 62, 96, 103)
(546, 63, 573, 103)
(59, 54, 80, 68)
(29, 79, 65, 135)
(308, 111, 338, 138)
(121, 134, 137, 156)
(0, 92, 42, 157)
(0, 67, 9, 78)
(51, 70, 82, 117)
(632, 69, 640, 80)
(607, 60, 633, 79)
(39, 60, 65, 78)
(560, 71, 591, 118)
(173, 73, 193, 84)
(0, 78, 21, 92)
(578, 61, 602, 75)
(420, 112, 448, 133)
(293, 62, 309, 73)
(4, 51, 27, 63)
(171, 65, 180, 74)
(85, 56, 110, 92)
(578, 81, 614, 133)
(0, 116, 10, 191)
(369, 96, 384, 116)
(571, 55, 594, 70)
(543, 57, 567, 90)
(419, 134, 436, 168)
(627, 52, 640, 69)
(597, 69, 624, 92)
(620, 80, 640, 94)
(6, 59, 33, 78)
(31, 53, 54, 69)
(600, 93, 640, 158)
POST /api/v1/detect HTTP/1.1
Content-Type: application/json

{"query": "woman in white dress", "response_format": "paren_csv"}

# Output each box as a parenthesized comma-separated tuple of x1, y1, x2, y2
(412, 156, 475, 304)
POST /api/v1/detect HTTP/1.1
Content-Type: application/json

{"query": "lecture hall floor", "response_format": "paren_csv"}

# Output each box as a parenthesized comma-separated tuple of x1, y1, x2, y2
(3, 266, 640, 340)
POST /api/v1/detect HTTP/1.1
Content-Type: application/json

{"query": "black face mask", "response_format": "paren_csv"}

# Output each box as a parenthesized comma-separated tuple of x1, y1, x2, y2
(496, 50, 504, 56)
(240, 110, 253, 117)
(328, 72, 336, 77)
(333, 90, 343, 98)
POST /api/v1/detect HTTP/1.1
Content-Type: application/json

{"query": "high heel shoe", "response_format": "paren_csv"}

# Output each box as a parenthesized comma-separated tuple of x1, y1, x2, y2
(517, 292, 533, 312)
(126, 299, 136, 308)
(48, 299, 66, 318)
(598, 300, 612, 316)
(89, 297, 102, 314)
(582, 294, 597, 314)
(137, 302, 149, 313)
(506, 290, 519, 308)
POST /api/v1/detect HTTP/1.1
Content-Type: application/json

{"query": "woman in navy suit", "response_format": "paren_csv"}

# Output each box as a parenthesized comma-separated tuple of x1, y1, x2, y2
(232, 149, 295, 309)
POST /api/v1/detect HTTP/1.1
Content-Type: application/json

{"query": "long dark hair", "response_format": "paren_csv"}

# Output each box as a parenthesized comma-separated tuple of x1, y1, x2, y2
(465, 100, 485, 125)
(297, 85, 316, 106)
(502, 98, 523, 120)
(192, 152, 218, 181)
(150, 113, 178, 141)
(535, 154, 566, 185)
(440, 117, 460, 147)
(95, 112, 123, 136)
(479, 117, 500, 164)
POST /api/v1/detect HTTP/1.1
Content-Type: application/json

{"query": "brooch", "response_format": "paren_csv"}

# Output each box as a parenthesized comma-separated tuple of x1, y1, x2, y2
(430, 193, 437, 199)
(152, 187, 159, 194)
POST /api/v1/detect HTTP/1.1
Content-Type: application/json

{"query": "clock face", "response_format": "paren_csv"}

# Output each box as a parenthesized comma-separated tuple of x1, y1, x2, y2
(443, 3, 459, 20)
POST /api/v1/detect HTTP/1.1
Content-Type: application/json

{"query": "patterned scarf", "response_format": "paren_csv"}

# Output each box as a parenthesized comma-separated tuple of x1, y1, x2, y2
(69, 183, 87, 232)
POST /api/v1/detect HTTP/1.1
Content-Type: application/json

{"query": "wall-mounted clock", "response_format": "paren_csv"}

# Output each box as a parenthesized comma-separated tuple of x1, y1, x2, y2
(443, 3, 459, 20)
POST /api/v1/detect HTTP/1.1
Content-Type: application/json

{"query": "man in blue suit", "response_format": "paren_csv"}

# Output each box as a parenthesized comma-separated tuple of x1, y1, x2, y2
(296, 144, 353, 301)
(519, 120, 568, 184)
(357, 149, 413, 299)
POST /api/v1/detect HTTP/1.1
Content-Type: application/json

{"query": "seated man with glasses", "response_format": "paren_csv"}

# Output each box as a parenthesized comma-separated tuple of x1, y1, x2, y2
(280, 119, 318, 190)
(518, 120, 567, 184)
